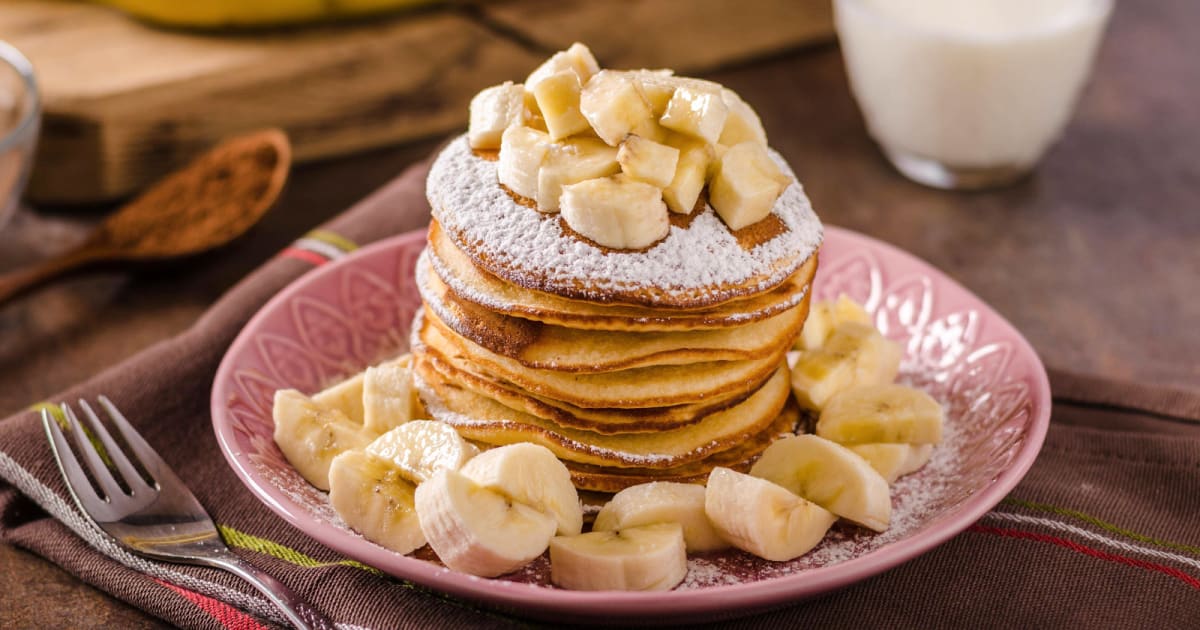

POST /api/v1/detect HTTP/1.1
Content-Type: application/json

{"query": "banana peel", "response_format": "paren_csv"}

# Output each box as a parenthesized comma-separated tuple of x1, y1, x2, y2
(93, 0, 441, 30)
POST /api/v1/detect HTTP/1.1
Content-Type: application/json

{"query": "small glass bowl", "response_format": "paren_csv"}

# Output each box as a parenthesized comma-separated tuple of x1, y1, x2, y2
(0, 40, 40, 231)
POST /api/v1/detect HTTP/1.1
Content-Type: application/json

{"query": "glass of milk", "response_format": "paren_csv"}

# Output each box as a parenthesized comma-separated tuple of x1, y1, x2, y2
(0, 40, 39, 231)
(834, 0, 1112, 189)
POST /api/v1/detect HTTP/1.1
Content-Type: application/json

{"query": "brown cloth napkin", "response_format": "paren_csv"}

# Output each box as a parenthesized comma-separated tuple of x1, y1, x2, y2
(3, 158, 1200, 629)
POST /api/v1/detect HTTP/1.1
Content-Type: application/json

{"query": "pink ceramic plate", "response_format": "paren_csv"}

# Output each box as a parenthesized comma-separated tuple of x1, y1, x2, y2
(212, 226, 1050, 624)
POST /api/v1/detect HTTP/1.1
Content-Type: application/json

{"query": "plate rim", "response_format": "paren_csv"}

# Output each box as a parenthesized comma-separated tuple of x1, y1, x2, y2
(211, 225, 1051, 620)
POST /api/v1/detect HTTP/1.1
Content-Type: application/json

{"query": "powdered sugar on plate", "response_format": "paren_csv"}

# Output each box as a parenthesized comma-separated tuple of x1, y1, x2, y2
(426, 136, 823, 304)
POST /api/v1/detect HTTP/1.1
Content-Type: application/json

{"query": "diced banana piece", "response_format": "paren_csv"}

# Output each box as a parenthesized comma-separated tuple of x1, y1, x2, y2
(550, 523, 687, 591)
(272, 389, 375, 491)
(467, 81, 525, 150)
(630, 118, 671, 143)
(560, 175, 669, 250)
(498, 125, 552, 200)
(593, 482, 727, 552)
(848, 443, 934, 484)
(817, 384, 945, 445)
(416, 469, 557, 578)
(800, 295, 874, 350)
(580, 70, 653, 146)
(708, 142, 791, 231)
(365, 420, 479, 484)
(791, 322, 901, 411)
(536, 137, 620, 212)
(312, 372, 365, 425)
(363, 355, 419, 433)
(718, 88, 767, 146)
(661, 134, 714, 214)
(526, 42, 601, 90)
(460, 442, 583, 536)
(328, 450, 425, 555)
(625, 69, 678, 115)
(531, 70, 591, 141)
(617, 134, 680, 188)
(704, 467, 836, 562)
(749, 435, 892, 532)
(659, 85, 728, 145)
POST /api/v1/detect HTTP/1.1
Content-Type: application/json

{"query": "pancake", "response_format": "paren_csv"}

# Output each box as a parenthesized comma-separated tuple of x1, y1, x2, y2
(427, 136, 823, 308)
(419, 253, 809, 372)
(564, 403, 800, 492)
(419, 346, 750, 434)
(426, 222, 817, 332)
(413, 357, 792, 469)
(417, 309, 786, 409)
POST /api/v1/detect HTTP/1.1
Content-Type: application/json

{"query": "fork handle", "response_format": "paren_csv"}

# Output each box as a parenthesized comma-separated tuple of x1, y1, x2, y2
(206, 554, 336, 630)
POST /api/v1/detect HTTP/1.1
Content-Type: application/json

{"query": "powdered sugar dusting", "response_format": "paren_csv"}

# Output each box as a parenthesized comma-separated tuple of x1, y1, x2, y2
(426, 136, 823, 303)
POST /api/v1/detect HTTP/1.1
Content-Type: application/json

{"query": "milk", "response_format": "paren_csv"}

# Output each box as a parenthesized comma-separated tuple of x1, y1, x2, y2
(835, 0, 1112, 186)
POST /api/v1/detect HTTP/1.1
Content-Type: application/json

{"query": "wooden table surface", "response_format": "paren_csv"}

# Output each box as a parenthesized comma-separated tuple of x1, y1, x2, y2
(2, 0, 1197, 626)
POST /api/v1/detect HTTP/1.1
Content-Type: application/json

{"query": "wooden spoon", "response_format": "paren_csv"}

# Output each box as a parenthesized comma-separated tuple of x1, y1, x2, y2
(0, 129, 291, 304)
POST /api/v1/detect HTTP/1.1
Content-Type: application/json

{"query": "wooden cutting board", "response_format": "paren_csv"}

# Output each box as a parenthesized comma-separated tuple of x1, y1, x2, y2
(1, 0, 833, 204)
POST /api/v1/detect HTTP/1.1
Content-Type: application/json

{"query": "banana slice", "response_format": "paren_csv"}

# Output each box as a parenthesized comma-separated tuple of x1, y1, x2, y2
(660, 85, 728, 145)
(580, 70, 653, 146)
(363, 355, 419, 433)
(460, 443, 583, 536)
(617, 134, 680, 188)
(848, 443, 934, 484)
(749, 435, 891, 532)
(312, 372, 365, 425)
(415, 469, 557, 577)
(662, 134, 715, 214)
(498, 125, 552, 200)
(526, 42, 600, 91)
(328, 450, 425, 555)
(549, 523, 687, 591)
(531, 70, 591, 141)
(468, 81, 525, 150)
(560, 175, 669, 250)
(708, 141, 791, 231)
(364, 420, 479, 484)
(718, 88, 767, 146)
(272, 389, 375, 490)
(536, 137, 620, 212)
(704, 467, 836, 562)
(593, 482, 727, 552)
(790, 322, 901, 411)
(817, 384, 945, 445)
(798, 295, 873, 351)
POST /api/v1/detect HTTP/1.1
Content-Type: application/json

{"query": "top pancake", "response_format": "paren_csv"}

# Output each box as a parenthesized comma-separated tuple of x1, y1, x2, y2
(426, 135, 823, 309)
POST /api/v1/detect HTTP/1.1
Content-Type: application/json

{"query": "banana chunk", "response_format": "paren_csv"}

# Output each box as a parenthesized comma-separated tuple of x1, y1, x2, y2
(363, 355, 419, 433)
(328, 450, 425, 555)
(749, 435, 892, 532)
(617, 134, 680, 188)
(468, 81, 526, 150)
(498, 125, 552, 200)
(704, 467, 836, 562)
(799, 295, 873, 351)
(526, 42, 600, 91)
(560, 175, 669, 250)
(718, 88, 768, 146)
(460, 443, 583, 536)
(312, 372, 365, 425)
(817, 384, 945, 445)
(365, 420, 479, 484)
(580, 70, 653, 146)
(550, 523, 688, 591)
(415, 469, 557, 578)
(272, 389, 375, 491)
(593, 482, 727, 552)
(848, 443, 934, 484)
(659, 85, 728, 145)
(791, 322, 901, 411)
(662, 135, 715, 214)
(708, 142, 791, 231)
(532, 71, 591, 141)
(536, 137, 620, 212)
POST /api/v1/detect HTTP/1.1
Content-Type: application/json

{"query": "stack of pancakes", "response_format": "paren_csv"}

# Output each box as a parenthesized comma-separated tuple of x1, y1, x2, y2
(411, 137, 823, 494)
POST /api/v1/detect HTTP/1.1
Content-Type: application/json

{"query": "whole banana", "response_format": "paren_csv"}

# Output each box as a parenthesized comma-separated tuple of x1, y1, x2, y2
(95, 0, 438, 29)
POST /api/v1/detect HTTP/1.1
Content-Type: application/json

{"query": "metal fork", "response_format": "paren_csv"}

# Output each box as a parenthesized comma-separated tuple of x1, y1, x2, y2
(43, 397, 335, 630)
